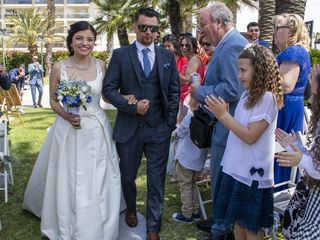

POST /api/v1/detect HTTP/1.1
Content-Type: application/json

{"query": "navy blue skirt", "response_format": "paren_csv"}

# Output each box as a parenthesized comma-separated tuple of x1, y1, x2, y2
(212, 172, 274, 235)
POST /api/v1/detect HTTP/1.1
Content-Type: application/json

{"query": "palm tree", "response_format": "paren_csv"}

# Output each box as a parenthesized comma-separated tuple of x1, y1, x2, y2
(221, 0, 257, 25)
(45, 0, 55, 76)
(258, 0, 275, 45)
(275, 0, 307, 19)
(93, 0, 146, 47)
(8, 9, 55, 56)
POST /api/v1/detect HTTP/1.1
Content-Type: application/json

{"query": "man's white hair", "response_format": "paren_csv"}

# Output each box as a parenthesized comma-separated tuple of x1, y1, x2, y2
(206, 1, 233, 27)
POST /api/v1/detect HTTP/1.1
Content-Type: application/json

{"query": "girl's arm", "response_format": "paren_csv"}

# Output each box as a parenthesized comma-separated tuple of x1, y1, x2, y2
(49, 62, 80, 127)
(204, 95, 269, 145)
(279, 61, 300, 94)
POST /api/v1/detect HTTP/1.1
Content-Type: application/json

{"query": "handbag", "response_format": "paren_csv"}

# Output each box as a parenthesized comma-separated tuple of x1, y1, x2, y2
(282, 176, 310, 239)
(189, 107, 217, 149)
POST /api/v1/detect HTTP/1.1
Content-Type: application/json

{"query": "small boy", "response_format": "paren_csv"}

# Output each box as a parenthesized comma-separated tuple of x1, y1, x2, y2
(172, 96, 209, 224)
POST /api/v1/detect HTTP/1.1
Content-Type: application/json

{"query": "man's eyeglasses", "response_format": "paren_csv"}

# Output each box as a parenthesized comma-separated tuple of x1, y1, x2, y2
(201, 42, 211, 47)
(180, 44, 190, 48)
(249, 29, 259, 32)
(33, 58, 38, 60)
(274, 25, 290, 32)
(137, 24, 159, 33)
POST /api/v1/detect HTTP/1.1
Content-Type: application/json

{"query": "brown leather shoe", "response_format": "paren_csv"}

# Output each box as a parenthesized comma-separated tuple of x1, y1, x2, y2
(125, 210, 138, 227)
(147, 232, 160, 240)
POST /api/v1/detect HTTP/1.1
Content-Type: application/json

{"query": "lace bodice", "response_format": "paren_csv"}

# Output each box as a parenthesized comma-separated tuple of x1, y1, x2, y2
(60, 59, 103, 115)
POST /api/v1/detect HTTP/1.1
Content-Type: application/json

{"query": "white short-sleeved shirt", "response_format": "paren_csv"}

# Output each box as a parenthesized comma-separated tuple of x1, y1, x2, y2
(221, 91, 278, 188)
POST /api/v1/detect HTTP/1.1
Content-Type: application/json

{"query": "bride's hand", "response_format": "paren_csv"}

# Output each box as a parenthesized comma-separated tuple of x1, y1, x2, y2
(63, 113, 80, 127)
(123, 94, 138, 105)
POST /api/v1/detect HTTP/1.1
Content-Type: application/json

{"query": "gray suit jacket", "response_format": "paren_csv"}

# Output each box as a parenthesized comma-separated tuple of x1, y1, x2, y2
(102, 43, 180, 143)
(196, 29, 248, 146)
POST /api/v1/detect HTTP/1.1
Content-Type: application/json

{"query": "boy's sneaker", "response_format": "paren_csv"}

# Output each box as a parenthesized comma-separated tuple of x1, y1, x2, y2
(172, 212, 193, 224)
(192, 213, 201, 221)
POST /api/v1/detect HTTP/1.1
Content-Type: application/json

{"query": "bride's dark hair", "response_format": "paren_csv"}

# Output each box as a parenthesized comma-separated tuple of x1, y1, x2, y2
(67, 21, 97, 56)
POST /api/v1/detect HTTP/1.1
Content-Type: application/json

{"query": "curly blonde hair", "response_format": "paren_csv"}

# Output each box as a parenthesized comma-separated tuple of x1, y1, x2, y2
(239, 45, 284, 110)
(307, 74, 320, 172)
(274, 13, 310, 51)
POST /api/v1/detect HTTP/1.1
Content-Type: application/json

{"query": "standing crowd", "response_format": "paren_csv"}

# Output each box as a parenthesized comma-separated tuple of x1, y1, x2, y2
(19, 1, 320, 240)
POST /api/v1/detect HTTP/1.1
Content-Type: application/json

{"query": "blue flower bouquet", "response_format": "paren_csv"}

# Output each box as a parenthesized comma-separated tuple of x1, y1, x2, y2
(55, 79, 92, 128)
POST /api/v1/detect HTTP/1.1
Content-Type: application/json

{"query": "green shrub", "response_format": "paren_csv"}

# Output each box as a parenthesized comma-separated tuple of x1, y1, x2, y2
(0, 50, 108, 71)
(309, 48, 320, 65)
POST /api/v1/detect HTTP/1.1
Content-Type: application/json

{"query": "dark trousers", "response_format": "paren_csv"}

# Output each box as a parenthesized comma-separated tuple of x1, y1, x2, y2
(116, 122, 171, 233)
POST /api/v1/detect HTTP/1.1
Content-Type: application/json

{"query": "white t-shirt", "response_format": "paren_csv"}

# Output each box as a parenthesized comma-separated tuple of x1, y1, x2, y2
(221, 91, 278, 188)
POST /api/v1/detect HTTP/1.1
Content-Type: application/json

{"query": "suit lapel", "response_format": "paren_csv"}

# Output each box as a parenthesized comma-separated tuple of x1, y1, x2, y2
(155, 47, 164, 90)
(128, 43, 143, 87)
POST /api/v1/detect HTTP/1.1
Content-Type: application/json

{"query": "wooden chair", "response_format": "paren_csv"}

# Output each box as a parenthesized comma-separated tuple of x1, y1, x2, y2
(0, 84, 24, 125)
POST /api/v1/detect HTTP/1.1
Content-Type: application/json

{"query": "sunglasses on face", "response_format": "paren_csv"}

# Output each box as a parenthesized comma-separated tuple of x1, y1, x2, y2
(180, 44, 190, 48)
(201, 42, 211, 47)
(137, 24, 159, 33)
(249, 29, 259, 32)
(33, 58, 38, 60)
(274, 25, 290, 32)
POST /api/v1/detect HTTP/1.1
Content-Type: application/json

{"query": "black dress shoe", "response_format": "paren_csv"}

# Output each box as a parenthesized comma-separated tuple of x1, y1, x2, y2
(197, 218, 212, 232)
(226, 231, 235, 240)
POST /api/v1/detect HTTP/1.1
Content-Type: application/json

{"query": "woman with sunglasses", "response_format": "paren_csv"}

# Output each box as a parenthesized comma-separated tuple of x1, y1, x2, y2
(199, 35, 215, 82)
(273, 13, 311, 188)
(178, 35, 205, 123)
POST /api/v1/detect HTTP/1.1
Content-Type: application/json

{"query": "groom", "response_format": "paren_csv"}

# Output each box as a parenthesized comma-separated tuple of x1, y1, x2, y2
(102, 7, 180, 240)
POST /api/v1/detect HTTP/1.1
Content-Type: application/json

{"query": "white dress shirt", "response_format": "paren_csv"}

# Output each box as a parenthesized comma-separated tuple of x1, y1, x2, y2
(135, 41, 155, 72)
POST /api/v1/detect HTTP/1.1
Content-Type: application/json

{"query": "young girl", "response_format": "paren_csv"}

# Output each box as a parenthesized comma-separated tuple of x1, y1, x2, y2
(204, 44, 283, 239)
(275, 71, 320, 239)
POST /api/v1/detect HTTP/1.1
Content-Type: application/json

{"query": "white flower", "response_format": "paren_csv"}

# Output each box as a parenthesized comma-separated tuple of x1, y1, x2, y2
(81, 86, 87, 92)
(57, 95, 63, 101)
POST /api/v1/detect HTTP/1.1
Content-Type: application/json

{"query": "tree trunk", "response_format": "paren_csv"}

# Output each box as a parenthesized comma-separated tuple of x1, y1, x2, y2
(258, 0, 275, 45)
(106, 33, 114, 63)
(117, 23, 129, 47)
(183, 11, 193, 33)
(168, 0, 182, 36)
(46, 0, 55, 77)
(275, 0, 307, 19)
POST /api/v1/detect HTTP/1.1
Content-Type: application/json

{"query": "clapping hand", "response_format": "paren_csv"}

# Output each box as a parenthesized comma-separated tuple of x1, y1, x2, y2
(274, 144, 302, 167)
(274, 128, 298, 149)
(204, 95, 229, 120)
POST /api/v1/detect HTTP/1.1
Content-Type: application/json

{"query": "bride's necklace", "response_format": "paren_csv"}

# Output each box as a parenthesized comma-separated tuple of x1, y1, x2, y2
(70, 57, 92, 71)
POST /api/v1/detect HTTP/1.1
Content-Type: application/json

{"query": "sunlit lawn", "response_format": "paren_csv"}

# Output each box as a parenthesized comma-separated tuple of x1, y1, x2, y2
(0, 108, 284, 240)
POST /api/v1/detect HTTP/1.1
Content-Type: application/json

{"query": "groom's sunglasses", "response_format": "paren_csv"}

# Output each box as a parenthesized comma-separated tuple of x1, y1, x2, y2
(137, 24, 159, 33)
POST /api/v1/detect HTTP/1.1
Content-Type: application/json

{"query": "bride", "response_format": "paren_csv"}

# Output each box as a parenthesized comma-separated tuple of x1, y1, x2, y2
(23, 21, 130, 240)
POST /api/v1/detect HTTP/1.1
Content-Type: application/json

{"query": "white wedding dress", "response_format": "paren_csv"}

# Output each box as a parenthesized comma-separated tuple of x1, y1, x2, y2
(23, 60, 121, 240)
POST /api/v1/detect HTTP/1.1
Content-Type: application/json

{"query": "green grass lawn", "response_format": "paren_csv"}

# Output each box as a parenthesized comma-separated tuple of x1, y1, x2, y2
(0, 108, 283, 240)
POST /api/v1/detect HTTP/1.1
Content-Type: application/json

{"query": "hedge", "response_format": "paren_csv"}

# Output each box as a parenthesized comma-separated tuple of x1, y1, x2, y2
(0, 50, 108, 71)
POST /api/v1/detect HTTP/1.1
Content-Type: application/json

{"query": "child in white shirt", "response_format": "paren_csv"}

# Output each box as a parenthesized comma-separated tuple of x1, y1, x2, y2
(172, 96, 208, 224)
(205, 44, 283, 239)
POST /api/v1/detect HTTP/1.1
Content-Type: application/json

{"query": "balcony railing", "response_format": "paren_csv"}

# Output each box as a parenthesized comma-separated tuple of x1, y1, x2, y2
(67, 0, 90, 4)
(67, 13, 89, 18)
(4, 13, 17, 17)
(4, 0, 32, 4)
(35, 0, 64, 3)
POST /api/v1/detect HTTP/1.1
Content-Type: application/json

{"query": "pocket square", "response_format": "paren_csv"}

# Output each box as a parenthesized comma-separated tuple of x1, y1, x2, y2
(164, 63, 170, 69)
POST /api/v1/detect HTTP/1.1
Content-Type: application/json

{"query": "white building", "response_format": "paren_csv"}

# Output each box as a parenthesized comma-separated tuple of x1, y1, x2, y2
(0, 0, 108, 52)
